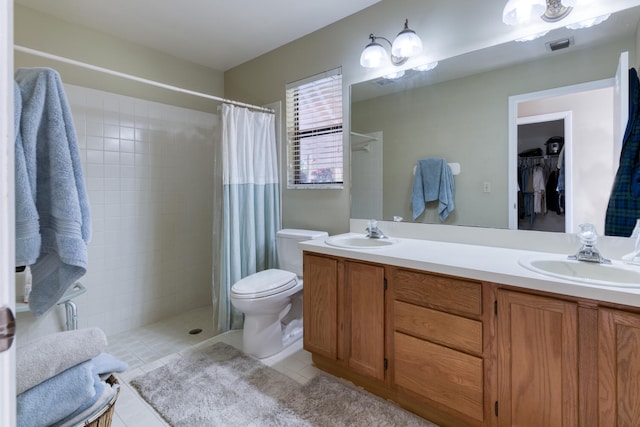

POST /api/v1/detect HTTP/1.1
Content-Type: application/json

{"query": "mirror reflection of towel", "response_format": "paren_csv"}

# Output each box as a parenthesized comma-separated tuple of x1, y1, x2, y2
(411, 158, 455, 221)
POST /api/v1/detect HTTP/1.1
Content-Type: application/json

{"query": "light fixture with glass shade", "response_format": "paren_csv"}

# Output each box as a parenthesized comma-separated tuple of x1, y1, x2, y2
(502, 0, 580, 26)
(360, 19, 423, 69)
(502, 0, 611, 39)
(542, 0, 576, 22)
(392, 19, 423, 58)
(502, 0, 547, 26)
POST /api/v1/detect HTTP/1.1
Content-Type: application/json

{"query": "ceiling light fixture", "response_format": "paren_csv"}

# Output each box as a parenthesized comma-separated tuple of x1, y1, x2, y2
(502, 0, 547, 26)
(360, 19, 423, 69)
(502, 0, 576, 26)
(541, 0, 576, 22)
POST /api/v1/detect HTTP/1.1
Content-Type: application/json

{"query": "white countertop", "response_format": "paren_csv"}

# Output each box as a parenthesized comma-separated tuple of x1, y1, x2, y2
(300, 233, 640, 308)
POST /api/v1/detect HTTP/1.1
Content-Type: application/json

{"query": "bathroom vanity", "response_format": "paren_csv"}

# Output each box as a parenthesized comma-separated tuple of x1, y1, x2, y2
(301, 232, 640, 427)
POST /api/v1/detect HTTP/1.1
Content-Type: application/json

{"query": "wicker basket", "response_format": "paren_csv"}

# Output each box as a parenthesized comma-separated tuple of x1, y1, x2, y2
(79, 375, 120, 427)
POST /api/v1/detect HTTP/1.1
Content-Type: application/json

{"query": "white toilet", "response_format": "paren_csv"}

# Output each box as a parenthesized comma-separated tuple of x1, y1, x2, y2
(230, 229, 328, 359)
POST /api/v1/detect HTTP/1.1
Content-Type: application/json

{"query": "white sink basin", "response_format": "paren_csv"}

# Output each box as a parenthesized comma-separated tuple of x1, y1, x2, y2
(325, 235, 398, 249)
(519, 254, 640, 287)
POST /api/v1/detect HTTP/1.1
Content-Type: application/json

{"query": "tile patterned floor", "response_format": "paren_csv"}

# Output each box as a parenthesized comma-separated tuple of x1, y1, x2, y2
(106, 306, 320, 427)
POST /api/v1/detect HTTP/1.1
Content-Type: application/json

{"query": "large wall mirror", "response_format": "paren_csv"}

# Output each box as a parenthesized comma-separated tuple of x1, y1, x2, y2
(350, 5, 640, 233)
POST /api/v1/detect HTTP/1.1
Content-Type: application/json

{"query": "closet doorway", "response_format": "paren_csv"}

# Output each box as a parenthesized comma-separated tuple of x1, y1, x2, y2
(517, 113, 569, 232)
(508, 52, 627, 234)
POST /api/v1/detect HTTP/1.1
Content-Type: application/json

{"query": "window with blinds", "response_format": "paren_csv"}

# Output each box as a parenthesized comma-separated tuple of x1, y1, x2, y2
(285, 68, 343, 189)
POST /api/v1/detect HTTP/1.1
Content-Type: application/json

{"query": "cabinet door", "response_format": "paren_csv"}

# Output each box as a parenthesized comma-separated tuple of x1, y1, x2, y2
(303, 254, 338, 359)
(599, 308, 640, 426)
(345, 261, 385, 381)
(497, 290, 578, 427)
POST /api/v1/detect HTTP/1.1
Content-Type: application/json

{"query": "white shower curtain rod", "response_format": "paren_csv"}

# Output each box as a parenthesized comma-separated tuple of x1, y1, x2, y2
(14, 45, 274, 113)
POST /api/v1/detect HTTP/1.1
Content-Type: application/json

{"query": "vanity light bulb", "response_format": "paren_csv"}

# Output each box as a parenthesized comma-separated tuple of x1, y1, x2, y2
(502, 0, 547, 25)
(360, 42, 390, 68)
(391, 19, 423, 59)
(391, 31, 422, 58)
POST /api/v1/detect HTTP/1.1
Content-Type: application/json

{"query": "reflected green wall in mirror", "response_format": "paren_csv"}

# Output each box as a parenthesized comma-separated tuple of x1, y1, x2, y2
(351, 13, 637, 230)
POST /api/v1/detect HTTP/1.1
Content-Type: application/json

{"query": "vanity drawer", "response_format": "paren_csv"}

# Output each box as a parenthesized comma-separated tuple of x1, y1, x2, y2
(394, 331, 484, 423)
(394, 300, 482, 355)
(393, 269, 482, 317)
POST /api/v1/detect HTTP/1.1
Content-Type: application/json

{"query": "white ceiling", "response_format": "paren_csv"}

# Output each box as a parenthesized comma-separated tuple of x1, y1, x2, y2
(15, 0, 381, 71)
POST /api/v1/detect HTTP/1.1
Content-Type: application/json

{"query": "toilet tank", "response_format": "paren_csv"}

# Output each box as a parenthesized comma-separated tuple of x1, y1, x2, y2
(276, 229, 328, 276)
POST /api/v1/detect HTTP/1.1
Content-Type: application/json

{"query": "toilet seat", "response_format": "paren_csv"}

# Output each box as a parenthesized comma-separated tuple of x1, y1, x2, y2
(231, 269, 298, 299)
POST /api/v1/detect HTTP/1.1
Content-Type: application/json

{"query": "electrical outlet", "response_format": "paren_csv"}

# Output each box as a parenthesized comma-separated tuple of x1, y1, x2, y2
(483, 182, 491, 193)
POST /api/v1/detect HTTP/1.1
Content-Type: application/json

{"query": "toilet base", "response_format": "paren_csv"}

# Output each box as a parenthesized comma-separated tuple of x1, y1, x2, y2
(242, 314, 303, 359)
(242, 293, 304, 359)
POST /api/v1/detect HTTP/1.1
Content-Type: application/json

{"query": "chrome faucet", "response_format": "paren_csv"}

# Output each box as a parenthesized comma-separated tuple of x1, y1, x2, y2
(568, 223, 611, 264)
(365, 219, 386, 239)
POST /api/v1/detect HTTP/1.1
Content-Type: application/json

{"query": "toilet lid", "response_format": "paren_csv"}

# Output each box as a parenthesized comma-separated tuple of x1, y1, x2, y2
(231, 269, 298, 299)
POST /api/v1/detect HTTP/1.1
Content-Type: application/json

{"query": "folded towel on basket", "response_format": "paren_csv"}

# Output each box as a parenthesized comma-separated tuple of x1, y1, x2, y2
(18, 358, 98, 427)
(53, 353, 127, 427)
(16, 327, 108, 394)
(17, 353, 127, 427)
(411, 157, 455, 221)
(14, 67, 91, 316)
(55, 380, 117, 427)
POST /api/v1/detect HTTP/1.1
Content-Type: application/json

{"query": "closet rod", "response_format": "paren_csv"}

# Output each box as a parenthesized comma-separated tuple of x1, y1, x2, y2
(14, 45, 274, 113)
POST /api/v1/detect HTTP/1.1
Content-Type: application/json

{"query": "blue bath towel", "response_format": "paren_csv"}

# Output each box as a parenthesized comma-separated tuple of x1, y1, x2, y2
(14, 68, 91, 316)
(52, 353, 127, 427)
(411, 157, 455, 221)
(17, 352, 127, 427)
(54, 381, 117, 427)
(17, 359, 97, 427)
(14, 81, 41, 268)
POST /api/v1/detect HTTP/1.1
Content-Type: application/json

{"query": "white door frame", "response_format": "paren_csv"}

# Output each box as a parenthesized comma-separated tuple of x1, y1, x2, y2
(516, 111, 572, 232)
(507, 78, 614, 230)
(0, 0, 16, 425)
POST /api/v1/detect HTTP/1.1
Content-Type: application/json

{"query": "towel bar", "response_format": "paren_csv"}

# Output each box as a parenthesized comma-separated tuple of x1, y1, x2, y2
(413, 162, 461, 176)
(15, 282, 86, 330)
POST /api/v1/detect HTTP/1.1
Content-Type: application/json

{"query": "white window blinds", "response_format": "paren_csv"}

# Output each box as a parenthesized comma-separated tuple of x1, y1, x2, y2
(285, 67, 343, 189)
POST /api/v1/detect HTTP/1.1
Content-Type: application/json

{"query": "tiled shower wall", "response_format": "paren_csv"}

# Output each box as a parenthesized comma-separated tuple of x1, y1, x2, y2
(16, 84, 217, 342)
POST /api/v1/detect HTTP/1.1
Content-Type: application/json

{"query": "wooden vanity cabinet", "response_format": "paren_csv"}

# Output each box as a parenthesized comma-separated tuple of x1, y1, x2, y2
(302, 252, 387, 386)
(303, 250, 640, 426)
(598, 307, 640, 426)
(344, 260, 386, 381)
(496, 290, 579, 427)
(391, 268, 495, 427)
(302, 253, 339, 360)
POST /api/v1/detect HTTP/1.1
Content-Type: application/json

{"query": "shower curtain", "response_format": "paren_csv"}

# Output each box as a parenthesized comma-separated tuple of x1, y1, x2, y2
(214, 104, 280, 333)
